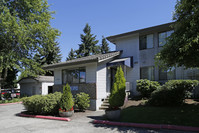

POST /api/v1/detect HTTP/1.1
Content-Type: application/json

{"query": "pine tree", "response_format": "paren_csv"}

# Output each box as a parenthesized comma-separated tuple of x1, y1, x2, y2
(101, 36, 110, 54)
(109, 66, 126, 109)
(78, 23, 99, 56)
(66, 48, 76, 61)
(59, 84, 74, 111)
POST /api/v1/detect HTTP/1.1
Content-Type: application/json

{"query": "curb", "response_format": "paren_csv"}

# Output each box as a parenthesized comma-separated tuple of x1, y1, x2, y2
(0, 102, 22, 106)
(93, 120, 199, 132)
(19, 113, 71, 121)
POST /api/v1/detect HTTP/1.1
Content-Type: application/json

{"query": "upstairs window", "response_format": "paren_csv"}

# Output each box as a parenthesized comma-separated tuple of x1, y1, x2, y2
(158, 30, 174, 47)
(62, 68, 86, 84)
(140, 66, 155, 81)
(159, 67, 176, 80)
(139, 34, 154, 50)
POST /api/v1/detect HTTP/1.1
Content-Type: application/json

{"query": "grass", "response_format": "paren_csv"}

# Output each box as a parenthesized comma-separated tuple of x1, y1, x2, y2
(120, 104, 199, 127)
(0, 98, 21, 104)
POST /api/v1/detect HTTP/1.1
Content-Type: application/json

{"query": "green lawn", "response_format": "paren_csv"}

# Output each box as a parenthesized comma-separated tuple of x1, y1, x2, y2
(0, 98, 21, 104)
(120, 104, 199, 127)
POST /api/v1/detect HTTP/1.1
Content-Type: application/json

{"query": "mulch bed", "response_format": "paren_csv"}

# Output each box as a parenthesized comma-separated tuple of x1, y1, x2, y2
(20, 109, 95, 120)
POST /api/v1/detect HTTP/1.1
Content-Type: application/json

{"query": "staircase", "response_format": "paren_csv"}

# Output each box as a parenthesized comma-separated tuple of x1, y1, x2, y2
(99, 96, 110, 110)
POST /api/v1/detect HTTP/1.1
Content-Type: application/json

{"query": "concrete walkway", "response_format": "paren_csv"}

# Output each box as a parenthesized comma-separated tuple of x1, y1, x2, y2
(0, 104, 195, 133)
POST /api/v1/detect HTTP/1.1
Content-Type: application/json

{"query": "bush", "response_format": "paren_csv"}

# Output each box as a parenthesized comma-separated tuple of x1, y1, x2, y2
(59, 84, 74, 111)
(136, 79, 160, 98)
(4, 93, 11, 99)
(75, 92, 90, 111)
(109, 66, 126, 109)
(148, 80, 199, 106)
(22, 92, 62, 115)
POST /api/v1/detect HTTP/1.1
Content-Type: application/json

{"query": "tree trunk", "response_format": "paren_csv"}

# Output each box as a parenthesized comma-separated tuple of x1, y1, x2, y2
(0, 72, 2, 98)
(0, 69, 7, 97)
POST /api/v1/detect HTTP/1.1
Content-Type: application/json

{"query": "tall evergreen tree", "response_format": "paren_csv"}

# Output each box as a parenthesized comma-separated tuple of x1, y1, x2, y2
(66, 48, 76, 61)
(31, 41, 62, 76)
(101, 36, 110, 54)
(109, 66, 126, 109)
(0, 0, 60, 92)
(78, 23, 99, 57)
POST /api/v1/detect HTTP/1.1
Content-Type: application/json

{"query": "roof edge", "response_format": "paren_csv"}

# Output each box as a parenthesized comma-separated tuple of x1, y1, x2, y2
(43, 51, 121, 70)
(107, 22, 175, 44)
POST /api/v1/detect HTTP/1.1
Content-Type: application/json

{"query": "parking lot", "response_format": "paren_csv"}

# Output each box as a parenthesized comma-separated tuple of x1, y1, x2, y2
(0, 104, 193, 133)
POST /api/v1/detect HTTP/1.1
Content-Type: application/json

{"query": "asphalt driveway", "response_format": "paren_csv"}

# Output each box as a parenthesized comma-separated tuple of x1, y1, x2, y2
(0, 104, 194, 133)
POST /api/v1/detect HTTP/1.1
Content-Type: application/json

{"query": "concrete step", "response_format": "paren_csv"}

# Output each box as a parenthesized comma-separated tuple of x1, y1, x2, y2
(99, 106, 109, 110)
(102, 99, 109, 103)
(101, 103, 110, 106)
(99, 95, 110, 110)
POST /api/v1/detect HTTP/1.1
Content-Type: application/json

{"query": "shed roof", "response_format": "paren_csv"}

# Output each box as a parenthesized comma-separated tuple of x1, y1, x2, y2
(18, 76, 54, 83)
(43, 51, 121, 70)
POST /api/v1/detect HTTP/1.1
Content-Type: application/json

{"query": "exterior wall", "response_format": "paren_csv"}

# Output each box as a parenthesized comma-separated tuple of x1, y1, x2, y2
(41, 82, 54, 95)
(96, 62, 107, 99)
(52, 62, 98, 110)
(114, 31, 199, 97)
(86, 63, 97, 83)
(96, 59, 114, 110)
(115, 35, 140, 95)
(54, 69, 62, 85)
(53, 62, 97, 84)
(20, 79, 41, 96)
(53, 83, 96, 110)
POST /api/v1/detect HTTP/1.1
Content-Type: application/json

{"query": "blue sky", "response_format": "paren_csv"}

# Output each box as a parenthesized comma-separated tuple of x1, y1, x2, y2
(48, 0, 176, 62)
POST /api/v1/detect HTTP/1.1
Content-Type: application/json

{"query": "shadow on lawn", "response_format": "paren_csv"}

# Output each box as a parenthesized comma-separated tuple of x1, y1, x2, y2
(87, 115, 157, 133)
(88, 115, 185, 133)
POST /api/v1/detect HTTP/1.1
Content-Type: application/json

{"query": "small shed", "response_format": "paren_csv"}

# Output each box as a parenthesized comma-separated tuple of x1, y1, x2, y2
(18, 76, 54, 96)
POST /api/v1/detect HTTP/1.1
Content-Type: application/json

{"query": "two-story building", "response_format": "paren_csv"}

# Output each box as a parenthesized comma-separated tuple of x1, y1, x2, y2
(43, 22, 199, 110)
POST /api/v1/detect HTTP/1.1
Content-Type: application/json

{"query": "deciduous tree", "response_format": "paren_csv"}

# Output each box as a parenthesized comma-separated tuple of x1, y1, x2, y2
(0, 0, 60, 92)
(156, 0, 199, 68)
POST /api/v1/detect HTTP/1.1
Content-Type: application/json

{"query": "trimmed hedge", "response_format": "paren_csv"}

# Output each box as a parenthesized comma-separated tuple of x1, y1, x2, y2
(75, 92, 90, 111)
(148, 80, 199, 106)
(136, 79, 160, 98)
(22, 92, 62, 115)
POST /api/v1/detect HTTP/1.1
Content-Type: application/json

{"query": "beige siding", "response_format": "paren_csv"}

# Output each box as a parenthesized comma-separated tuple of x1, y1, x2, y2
(54, 69, 62, 85)
(115, 35, 140, 94)
(86, 63, 97, 83)
(54, 63, 97, 84)
(96, 62, 107, 100)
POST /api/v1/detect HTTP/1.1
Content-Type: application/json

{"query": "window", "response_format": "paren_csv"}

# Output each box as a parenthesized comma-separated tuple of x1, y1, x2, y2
(79, 68, 86, 83)
(139, 34, 154, 50)
(159, 67, 175, 80)
(182, 68, 199, 80)
(62, 68, 86, 84)
(158, 30, 174, 47)
(140, 66, 155, 80)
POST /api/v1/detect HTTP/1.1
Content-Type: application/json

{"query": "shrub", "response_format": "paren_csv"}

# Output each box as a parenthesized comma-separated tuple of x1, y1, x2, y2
(148, 80, 199, 106)
(109, 66, 126, 109)
(136, 79, 160, 98)
(22, 92, 62, 115)
(4, 93, 11, 99)
(75, 92, 90, 111)
(59, 84, 74, 111)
